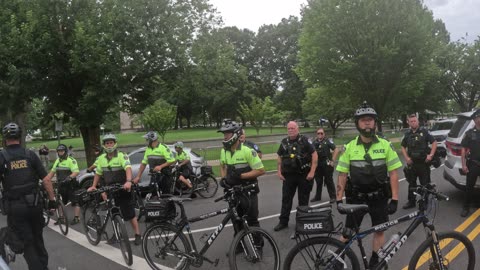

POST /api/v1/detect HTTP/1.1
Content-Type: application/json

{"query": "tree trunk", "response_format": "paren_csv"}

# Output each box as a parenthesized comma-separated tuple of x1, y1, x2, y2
(80, 126, 101, 166)
(186, 117, 191, 129)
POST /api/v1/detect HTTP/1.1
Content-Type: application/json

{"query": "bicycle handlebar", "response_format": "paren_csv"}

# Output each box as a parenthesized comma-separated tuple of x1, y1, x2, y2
(214, 183, 257, 202)
(411, 184, 449, 201)
(88, 183, 125, 195)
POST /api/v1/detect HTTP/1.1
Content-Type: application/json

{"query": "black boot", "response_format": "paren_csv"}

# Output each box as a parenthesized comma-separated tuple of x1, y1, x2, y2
(369, 251, 379, 268)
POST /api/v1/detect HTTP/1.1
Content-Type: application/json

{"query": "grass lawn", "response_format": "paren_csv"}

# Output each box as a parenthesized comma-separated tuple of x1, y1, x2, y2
(27, 127, 317, 150)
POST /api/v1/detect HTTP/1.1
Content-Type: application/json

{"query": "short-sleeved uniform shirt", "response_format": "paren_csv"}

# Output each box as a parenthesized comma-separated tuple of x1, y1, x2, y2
(313, 138, 336, 162)
(461, 127, 480, 161)
(336, 135, 402, 192)
(176, 151, 190, 163)
(96, 151, 131, 185)
(142, 144, 175, 168)
(243, 140, 262, 154)
(401, 127, 435, 160)
(51, 156, 79, 181)
(220, 143, 264, 186)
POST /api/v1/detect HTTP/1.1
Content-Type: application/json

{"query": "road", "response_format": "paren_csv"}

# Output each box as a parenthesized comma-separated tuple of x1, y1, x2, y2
(1, 164, 479, 270)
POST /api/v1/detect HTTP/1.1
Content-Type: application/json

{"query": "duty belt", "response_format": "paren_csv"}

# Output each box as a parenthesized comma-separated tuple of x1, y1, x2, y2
(355, 190, 385, 201)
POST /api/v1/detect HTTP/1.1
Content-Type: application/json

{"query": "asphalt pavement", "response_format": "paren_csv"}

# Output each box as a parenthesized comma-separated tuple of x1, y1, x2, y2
(1, 162, 479, 270)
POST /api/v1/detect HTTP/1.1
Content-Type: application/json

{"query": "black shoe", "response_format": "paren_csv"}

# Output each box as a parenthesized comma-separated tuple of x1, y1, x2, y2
(107, 235, 118, 244)
(70, 217, 80, 225)
(273, 223, 288, 231)
(461, 207, 470, 217)
(310, 197, 321, 202)
(134, 234, 142, 246)
(402, 201, 416, 209)
(190, 193, 197, 199)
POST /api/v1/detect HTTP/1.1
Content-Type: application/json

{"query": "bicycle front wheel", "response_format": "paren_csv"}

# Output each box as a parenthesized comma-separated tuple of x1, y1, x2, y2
(112, 215, 133, 266)
(142, 222, 192, 270)
(283, 236, 360, 270)
(196, 175, 218, 198)
(55, 200, 69, 235)
(229, 227, 281, 270)
(408, 231, 475, 270)
(82, 203, 102, 246)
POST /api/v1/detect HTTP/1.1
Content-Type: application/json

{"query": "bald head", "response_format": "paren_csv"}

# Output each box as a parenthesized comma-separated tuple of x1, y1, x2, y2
(287, 121, 299, 139)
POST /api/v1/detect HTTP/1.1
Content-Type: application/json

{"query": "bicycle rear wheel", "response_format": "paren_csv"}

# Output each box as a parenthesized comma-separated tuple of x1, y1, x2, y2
(229, 227, 281, 270)
(112, 215, 133, 266)
(408, 231, 475, 270)
(43, 209, 50, 227)
(82, 202, 102, 245)
(142, 222, 191, 270)
(283, 236, 360, 270)
(55, 200, 69, 235)
(196, 175, 218, 198)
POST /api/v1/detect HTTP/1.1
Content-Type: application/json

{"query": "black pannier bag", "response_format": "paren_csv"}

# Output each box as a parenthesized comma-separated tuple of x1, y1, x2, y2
(296, 206, 334, 234)
(200, 165, 213, 175)
(145, 199, 177, 222)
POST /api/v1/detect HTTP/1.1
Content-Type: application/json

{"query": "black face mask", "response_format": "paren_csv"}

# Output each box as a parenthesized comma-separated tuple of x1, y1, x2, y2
(357, 127, 376, 138)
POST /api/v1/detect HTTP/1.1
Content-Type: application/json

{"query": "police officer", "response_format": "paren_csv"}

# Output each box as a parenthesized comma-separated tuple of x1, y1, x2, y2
(173, 142, 193, 189)
(87, 134, 142, 245)
(218, 121, 265, 239)
(0, 122, 56, 270)
(311, 128, 338, 203)
(401, 114, 437, 209)
(274, 121, 317, 231)
(44, 144, 80, 225)
(336, 102, 402, 267)
(460, 109, 480, 217)
(133, 131, 175, 194)
(239, 129, 262, 159)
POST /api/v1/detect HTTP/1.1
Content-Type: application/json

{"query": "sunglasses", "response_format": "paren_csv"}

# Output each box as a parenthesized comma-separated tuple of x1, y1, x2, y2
(317, 132, 324, 135)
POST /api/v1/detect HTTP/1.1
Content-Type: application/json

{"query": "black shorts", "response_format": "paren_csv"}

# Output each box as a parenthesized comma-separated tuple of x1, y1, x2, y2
(58, 180, 80, 206)
(345, 196, 389, 230)
(114, 190, 136, 221)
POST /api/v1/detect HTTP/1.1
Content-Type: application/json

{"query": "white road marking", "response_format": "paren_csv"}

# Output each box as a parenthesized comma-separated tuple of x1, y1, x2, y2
(47, 220, 150, 269)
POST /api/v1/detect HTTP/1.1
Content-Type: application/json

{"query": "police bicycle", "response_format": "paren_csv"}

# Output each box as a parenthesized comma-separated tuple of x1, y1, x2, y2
(170, 164, 219, 198)
(81, 184, 133, 266)
(39, 181, 69, 235)
(283, 184, 475, 270)
(141, 183, 280, 270)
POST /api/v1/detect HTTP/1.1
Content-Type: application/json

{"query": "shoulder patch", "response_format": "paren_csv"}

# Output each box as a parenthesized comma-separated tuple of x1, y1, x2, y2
(72, 160, 77, 165)
(328, 138, 333, 144)
(252, 150, 257, 157)
(341, 145, 346, 153)
(390, 143, 395, 151)
(253, 144, 259, 151)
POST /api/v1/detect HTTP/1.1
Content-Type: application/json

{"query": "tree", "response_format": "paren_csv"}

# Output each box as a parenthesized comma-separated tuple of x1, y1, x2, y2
(238, 96, 272, 135)
(302, 87, 353, 135)
(8, 0, 217, 165)
(264, 98, 287, 133)
(298, 0, 446, 130)
(141, 99, 177, 143)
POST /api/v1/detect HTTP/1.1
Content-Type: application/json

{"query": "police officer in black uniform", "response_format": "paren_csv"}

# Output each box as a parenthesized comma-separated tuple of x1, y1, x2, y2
(401, 114, 437, 209)
(239, 129, 262, 159)
(311, 128, 338, 203)
(0, 123, 56, 270)
(274, 121, 317, 231)
(460, 109, 480, 217)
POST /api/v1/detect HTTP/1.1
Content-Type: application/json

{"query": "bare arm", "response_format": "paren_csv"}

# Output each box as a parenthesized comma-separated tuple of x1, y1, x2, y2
(220, 164, 227, 178)
(42, 176, 55, 201)
(401, 146, 411, 165)
(337, 172, 347, 201)
(331, 147, 340, 166)
(389, 169, 399, 200)
(241, 168, 265, 180)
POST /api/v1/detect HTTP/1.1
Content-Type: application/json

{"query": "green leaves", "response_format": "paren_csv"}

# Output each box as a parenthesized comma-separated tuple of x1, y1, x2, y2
(141, 99, 177, 143)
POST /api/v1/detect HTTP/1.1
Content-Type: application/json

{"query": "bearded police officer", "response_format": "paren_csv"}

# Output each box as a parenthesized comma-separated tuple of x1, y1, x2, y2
(87, 134, 141, 245)
(0, 123, 56, 270)
(44, 144, 81, 225)
(311, 128, 338, 203)
(401, 114, 437, 209)
(218, 121, 265, 242)
(460, 109, 480, 217)
(133, 131, 175, 195)
(336, 102, 402, 267)
(274, 121, 317, 231)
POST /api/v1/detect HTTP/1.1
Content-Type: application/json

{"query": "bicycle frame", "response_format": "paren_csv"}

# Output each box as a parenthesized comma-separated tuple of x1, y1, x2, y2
(90, 191, 123, 240)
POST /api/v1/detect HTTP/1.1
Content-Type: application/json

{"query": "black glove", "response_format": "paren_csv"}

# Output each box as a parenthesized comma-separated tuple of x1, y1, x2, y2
(220, 177, 231, 189)
(48, 200, 57, 210)
(336, 200, 342, 206)
(86, 169, 93, 173)
(387, 199, 398, 215)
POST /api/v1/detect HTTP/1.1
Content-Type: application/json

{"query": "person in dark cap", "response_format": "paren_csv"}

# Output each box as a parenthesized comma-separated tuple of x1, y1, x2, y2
(460, 109, 480, 217)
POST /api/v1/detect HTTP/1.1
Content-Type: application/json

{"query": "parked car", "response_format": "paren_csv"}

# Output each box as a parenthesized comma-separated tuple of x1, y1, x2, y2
(430, 118, 456, 158)
(77, 145, 205, 189)
(443, 110, 480, 191)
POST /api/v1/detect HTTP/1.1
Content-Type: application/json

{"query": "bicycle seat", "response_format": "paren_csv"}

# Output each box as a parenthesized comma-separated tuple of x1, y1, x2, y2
(337, 203, 368, 214)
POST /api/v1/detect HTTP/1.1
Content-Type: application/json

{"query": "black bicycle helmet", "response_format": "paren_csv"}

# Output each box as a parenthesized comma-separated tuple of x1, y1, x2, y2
(354, 101, 377, 138)
(217, 120, 242, 149)
(56, 144, 68, 159)
(2, 123, 21, 139)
